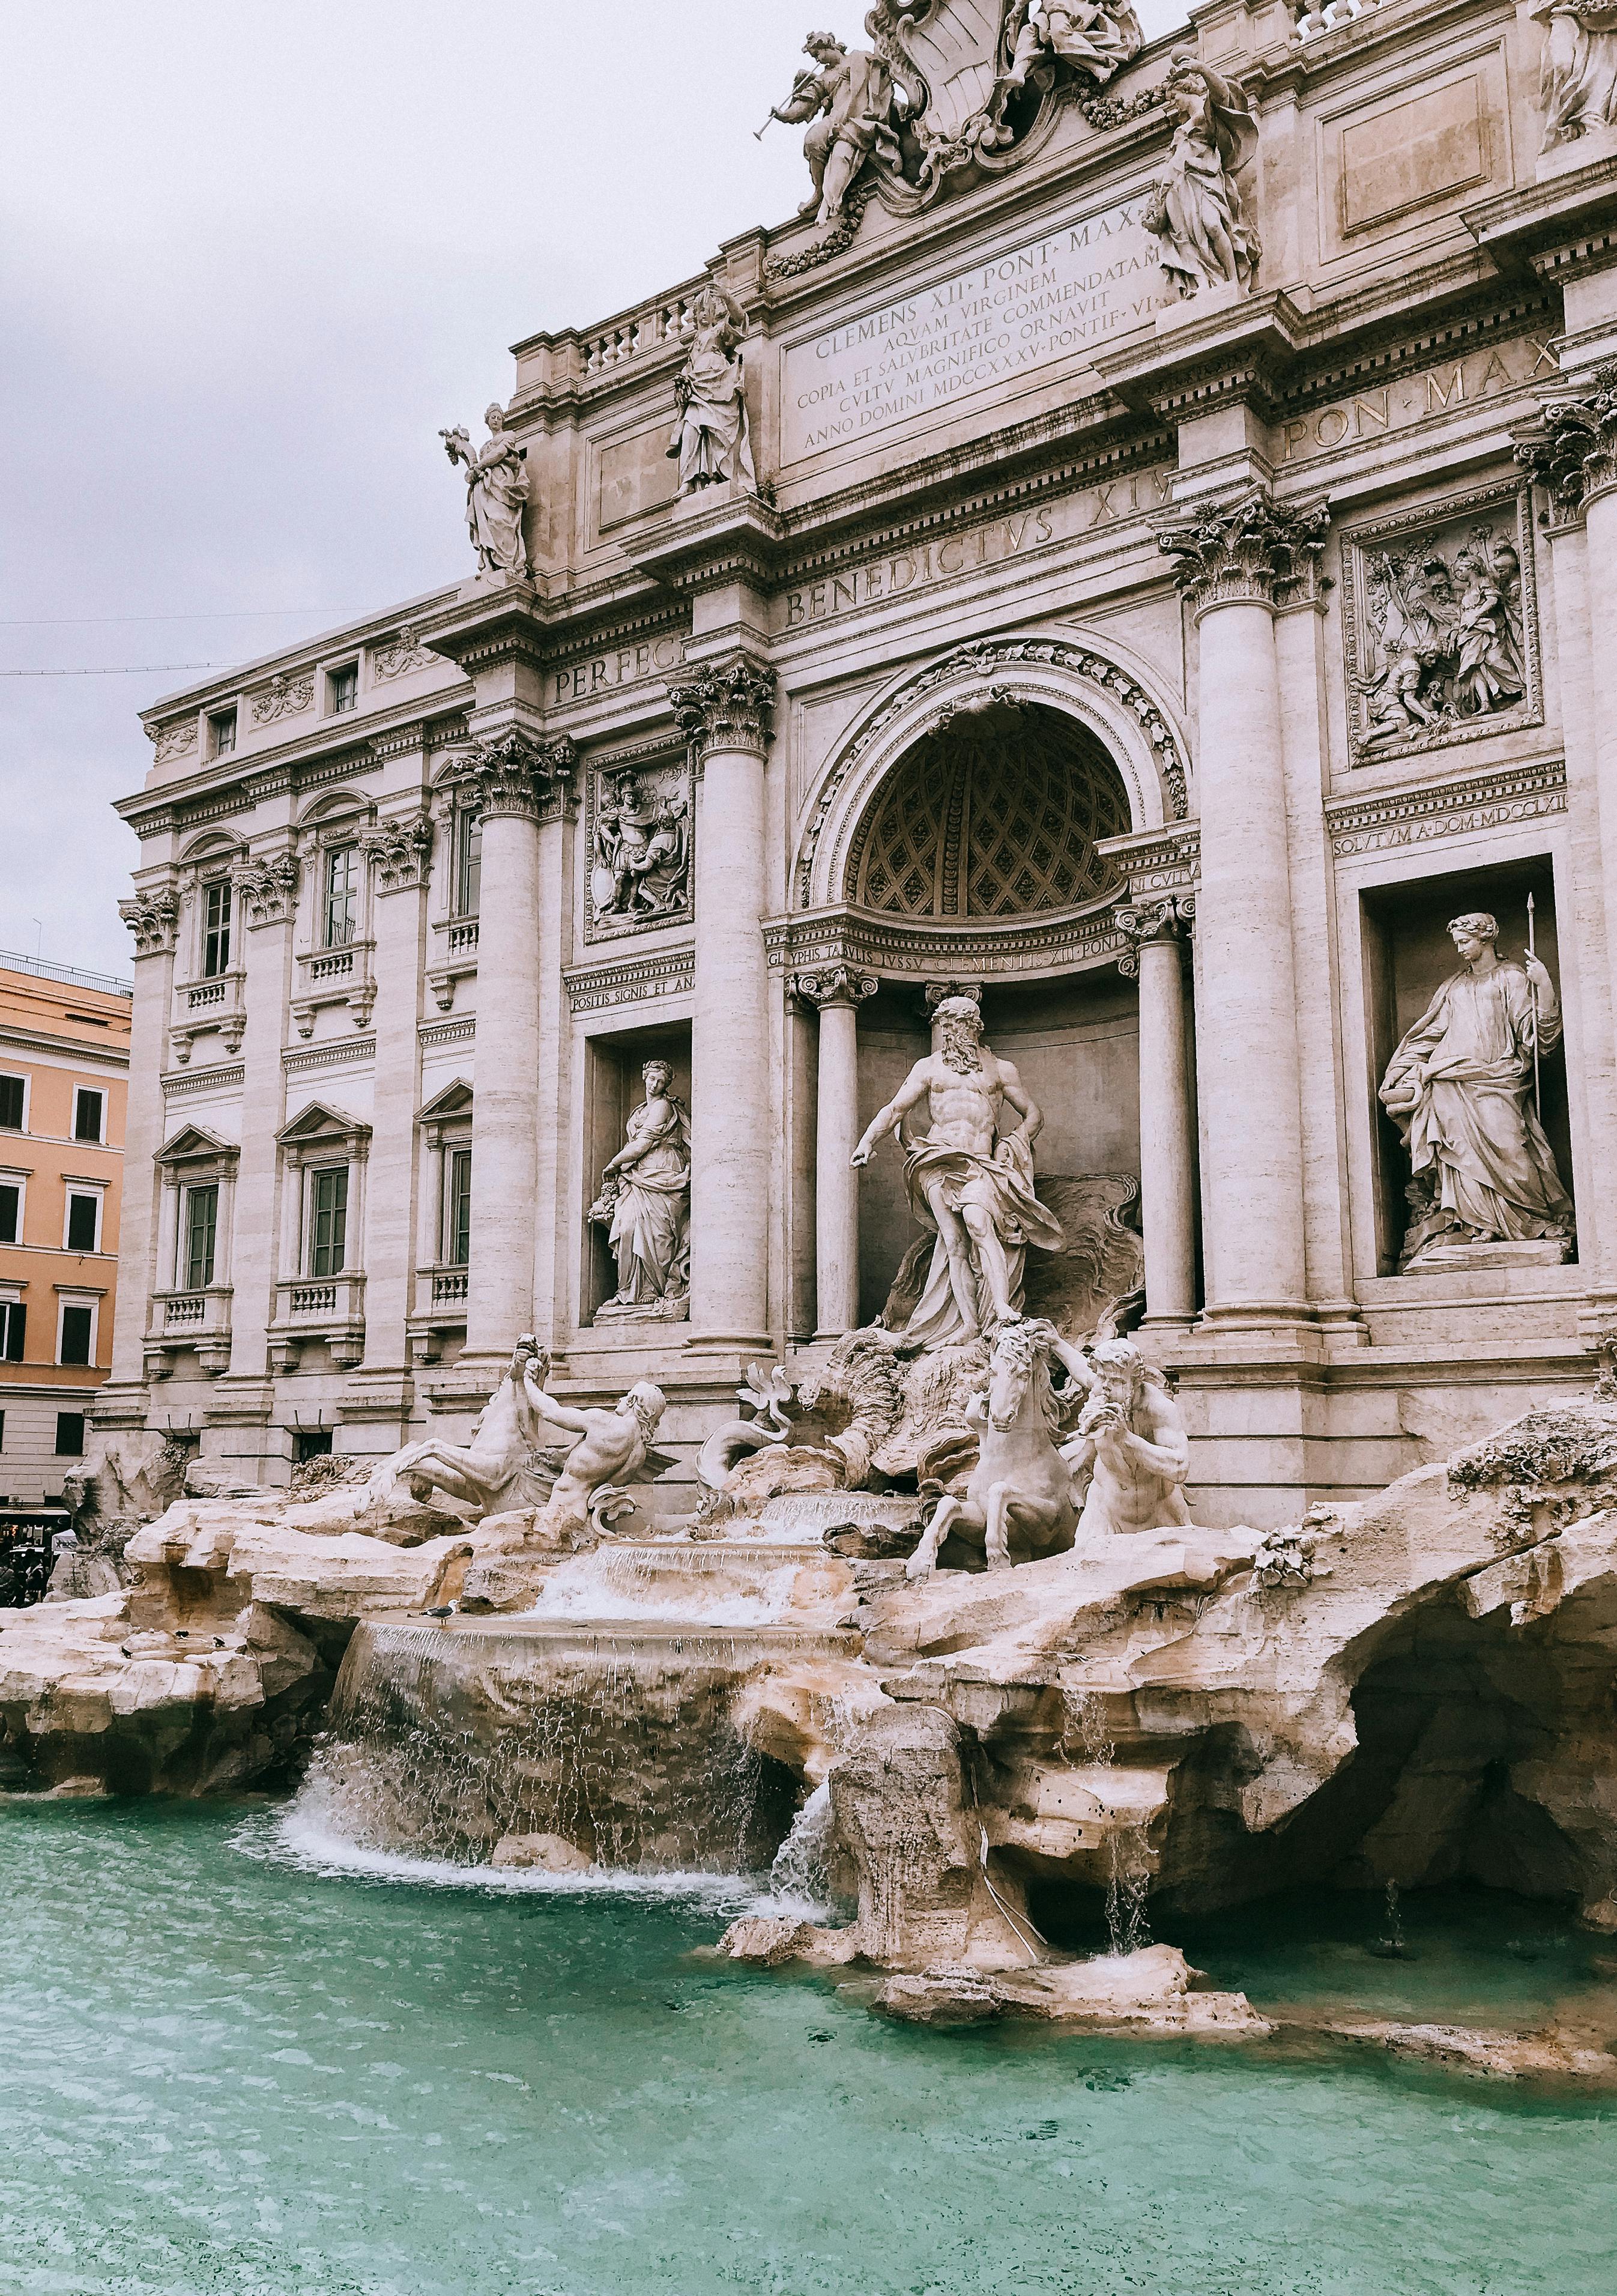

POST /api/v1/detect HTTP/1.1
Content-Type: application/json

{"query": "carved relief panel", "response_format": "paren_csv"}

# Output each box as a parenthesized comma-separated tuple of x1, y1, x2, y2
(1340, 486, 1542, 768)
(583, 754, 694, 944)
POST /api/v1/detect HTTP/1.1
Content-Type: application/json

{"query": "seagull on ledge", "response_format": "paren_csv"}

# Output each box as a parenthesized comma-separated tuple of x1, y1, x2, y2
(423, 1601, 460, 1623)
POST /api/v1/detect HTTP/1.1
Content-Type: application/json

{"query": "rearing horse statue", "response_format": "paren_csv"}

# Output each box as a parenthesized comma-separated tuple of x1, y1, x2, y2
(905, 1316, 1078, 1580)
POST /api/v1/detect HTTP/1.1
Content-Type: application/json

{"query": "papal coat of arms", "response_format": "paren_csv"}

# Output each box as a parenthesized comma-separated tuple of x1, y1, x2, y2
(766, 1, 1144, 244)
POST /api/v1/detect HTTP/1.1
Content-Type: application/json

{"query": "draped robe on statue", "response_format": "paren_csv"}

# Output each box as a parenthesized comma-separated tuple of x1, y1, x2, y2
(1380, 962, 1573, 1246)
(891, 1130, 1065, 1351)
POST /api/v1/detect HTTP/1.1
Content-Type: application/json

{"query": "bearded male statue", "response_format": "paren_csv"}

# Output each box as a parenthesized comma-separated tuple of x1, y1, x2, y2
(851, 996, 1064, 1348)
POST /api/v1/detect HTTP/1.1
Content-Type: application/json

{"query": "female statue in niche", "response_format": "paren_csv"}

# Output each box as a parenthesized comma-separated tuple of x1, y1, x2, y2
(441, 404, 531, 579)
(588, 1059, 692, 1320)
(1142, 51, 1260, 301)
(1380, 912, 1574, 1268)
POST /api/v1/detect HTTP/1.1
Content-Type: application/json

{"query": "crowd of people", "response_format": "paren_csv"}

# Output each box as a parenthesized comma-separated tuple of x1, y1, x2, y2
(0, 1516, 67, 1608)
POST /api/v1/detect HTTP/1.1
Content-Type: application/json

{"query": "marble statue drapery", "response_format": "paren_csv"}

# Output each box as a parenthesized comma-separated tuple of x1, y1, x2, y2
(590, 1064, 692, 1321)
(442, 405, 531, 579)
(667, 286, 757, 496)
(1380, 918, 1573, 1261)
(1144, 53, 1260, 300)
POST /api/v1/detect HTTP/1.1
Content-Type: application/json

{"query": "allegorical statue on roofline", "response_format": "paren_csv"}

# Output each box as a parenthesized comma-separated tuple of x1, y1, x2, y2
(440, 404, 531, 579)
(1142, 51, 1261, 302)
(666, 282, 758, 495)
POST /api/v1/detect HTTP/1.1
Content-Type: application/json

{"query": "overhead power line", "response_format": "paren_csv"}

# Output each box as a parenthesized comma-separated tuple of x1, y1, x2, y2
(0, 608, 327, 628)
(0, 664, 238, 678)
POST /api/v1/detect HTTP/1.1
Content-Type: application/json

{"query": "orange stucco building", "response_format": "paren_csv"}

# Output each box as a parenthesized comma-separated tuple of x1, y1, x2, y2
(0, 956, 130, 1503)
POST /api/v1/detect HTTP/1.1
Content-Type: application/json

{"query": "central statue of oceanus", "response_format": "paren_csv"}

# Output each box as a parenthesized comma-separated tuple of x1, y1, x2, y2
(851, 995, 1064, 1346)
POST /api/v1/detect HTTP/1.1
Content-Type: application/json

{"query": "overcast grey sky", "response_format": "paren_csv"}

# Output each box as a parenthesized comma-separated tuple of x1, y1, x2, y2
(1, 0, 1187, 977)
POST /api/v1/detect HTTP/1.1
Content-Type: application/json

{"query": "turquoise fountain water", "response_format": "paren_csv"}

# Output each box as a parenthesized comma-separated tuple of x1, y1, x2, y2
(2, 1799, 1613, 2296)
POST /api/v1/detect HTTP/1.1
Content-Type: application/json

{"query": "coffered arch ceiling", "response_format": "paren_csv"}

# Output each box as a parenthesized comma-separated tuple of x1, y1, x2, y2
(847, 703, 1129, 921)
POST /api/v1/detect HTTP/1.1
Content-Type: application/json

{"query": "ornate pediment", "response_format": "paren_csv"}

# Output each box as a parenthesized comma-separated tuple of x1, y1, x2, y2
(154, 1123, 239, 1169)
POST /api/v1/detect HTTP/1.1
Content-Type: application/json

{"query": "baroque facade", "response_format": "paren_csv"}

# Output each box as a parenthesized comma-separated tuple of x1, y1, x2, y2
(106, 0, 1617, 1524)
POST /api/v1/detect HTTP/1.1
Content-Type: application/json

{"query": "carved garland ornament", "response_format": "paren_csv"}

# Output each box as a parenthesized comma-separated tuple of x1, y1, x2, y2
(372, 625, 437, 682)
(796, 635, 1189, 909)
(118, 887, 181, 957)
(1155, 491, 1329, 610)
(146, 719, 198, 767)
(1514, 362, 1617, 516)
(252, 672, 315, 725)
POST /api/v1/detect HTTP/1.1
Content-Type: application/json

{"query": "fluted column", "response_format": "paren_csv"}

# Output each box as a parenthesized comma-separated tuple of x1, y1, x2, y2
(1156, 493, 1327, 1332)
(107, 882, 182, 1398)
(1517, 367, 1617, 1302)
(793, 967, 877, 1338)
(671, 655, 776, 1349)
(1115, 899, 1197, 1330)
(464, 730, 573, 1359)
(222, 848, 300, 1396)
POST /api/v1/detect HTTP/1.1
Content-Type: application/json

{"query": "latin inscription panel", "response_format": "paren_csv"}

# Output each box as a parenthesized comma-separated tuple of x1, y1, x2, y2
(780, 195, 1161, 466)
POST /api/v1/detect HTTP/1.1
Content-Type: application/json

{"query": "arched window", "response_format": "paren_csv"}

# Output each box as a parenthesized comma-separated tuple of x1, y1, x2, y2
(848, 703, 1129, 919)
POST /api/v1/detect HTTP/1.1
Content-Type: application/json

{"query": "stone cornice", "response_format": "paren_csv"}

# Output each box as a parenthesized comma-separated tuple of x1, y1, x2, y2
(1095, 821, 1201, 901)
(161, 1061, 246, 1098)
(1155, 490, 1330, 612)
(763, 901, 1124, 984)
(563, 945, 695, 1014)
(1464, 162, 1617, 288)
(1093, 292, 1310, 424)
(619, 497, 788, 598)
(1324, 756, 1568, 858)
(668, 655, 775, 760)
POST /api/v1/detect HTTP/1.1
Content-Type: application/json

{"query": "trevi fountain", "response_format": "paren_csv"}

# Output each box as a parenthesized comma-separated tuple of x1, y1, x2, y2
(8, 3, 1617, 2291)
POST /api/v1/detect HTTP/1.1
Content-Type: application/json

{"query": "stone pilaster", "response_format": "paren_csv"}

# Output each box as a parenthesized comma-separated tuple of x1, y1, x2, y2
(103, 882, 181, 1413)
(793, 966, 878, 1339)
(213, 841, 300, 1469)
(1517, 367, 1617, 1311)
(346, 760, 434, 1441)
(671, 654, 776, 1350)
(1114, 900, 1197, 1332)
(464, 730, 575, 1360)
(1156, 491, 1326, 1337)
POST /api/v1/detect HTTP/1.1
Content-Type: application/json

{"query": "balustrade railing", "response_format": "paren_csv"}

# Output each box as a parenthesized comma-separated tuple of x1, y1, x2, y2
(582, 291, 701, 378)
(165, 1292, 206, 1326)
(1293, 0, 1403, 38)
(291, 1283, 338, 1315)
(431, 1269, 470, 1306)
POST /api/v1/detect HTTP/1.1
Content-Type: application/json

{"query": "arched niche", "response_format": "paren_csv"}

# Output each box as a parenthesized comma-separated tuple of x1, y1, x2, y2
(794, 632, 1189, 915)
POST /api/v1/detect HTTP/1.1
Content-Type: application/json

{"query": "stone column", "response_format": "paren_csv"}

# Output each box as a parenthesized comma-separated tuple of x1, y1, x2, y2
(106, 881, 182, 1402)
(1156, 493, 1328, 1333)
(1115, 899, 1197, 1330)
(670, 655, 776, 1350)
(1517, 367, 1617, 1307)
(464, 730, 573, 1360)
(793, 966, 877, 1338)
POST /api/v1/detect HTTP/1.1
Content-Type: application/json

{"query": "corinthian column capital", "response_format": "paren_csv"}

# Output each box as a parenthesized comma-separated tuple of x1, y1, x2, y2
(1156, 491, 1328, 613)
(118, 884, 181, 958)
(1514, 362, 1617, 519)
(668, 653, 776, 761)
(468, 728, 577, 821)
(791, 966, 878, 1012)
(1114, 895, 1194, 978)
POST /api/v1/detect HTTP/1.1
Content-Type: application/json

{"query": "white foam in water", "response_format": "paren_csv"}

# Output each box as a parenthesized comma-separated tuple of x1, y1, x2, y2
(234, 1805, 770, 1909)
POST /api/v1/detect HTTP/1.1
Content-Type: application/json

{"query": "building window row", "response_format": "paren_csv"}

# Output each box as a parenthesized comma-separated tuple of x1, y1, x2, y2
(0, 1075, 106, 1143)
(0, 1294, 100, 1368)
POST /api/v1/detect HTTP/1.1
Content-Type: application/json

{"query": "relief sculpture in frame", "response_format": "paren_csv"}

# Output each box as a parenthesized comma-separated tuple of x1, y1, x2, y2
(585, 759, 694, 942)
(1340, 487, 1541, 766)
